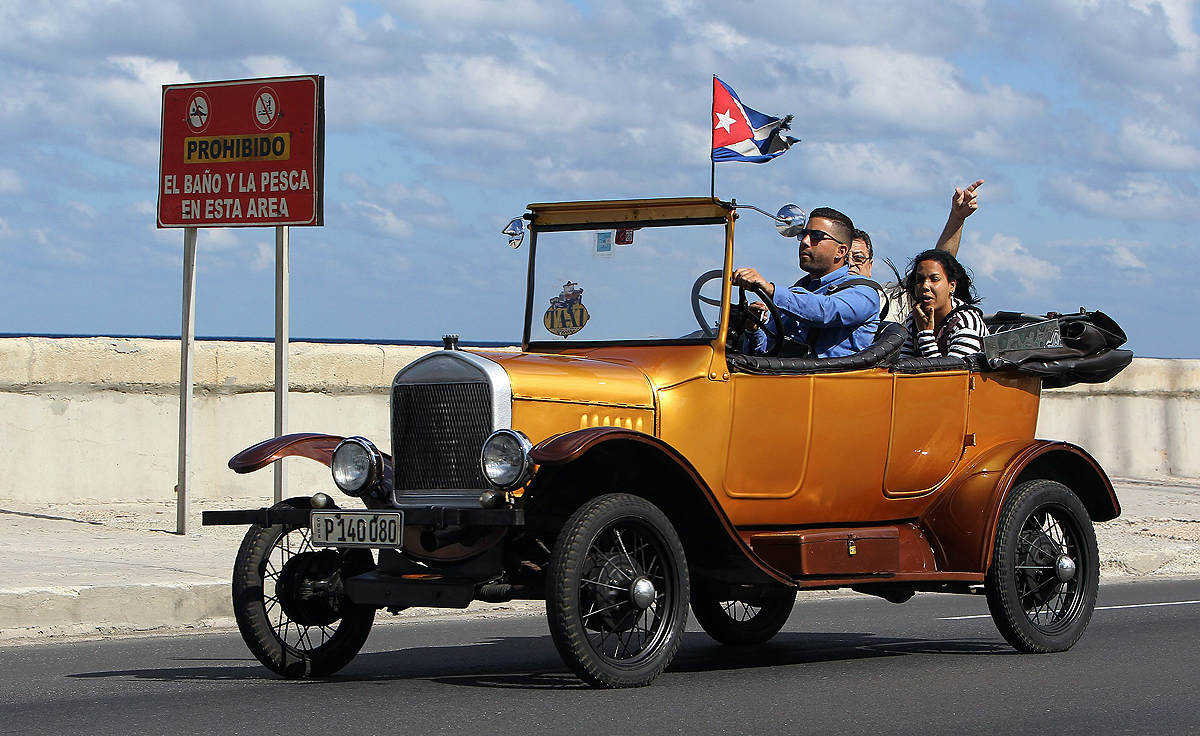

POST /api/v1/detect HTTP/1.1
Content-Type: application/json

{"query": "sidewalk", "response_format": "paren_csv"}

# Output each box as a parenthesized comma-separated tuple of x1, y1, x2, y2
(1, 480, 1198, 641)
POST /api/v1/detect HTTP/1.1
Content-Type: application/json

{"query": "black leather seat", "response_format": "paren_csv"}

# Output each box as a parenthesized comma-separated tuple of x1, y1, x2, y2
(891, 355, 974, 373)
(728, 322, 908, 375)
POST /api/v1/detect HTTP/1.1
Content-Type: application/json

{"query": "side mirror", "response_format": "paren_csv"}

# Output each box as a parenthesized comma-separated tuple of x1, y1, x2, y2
(503, 217, 526, 249)
(775, 204, 806, 238)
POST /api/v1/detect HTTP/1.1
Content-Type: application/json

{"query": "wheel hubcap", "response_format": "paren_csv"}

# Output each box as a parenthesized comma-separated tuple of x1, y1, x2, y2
(1055, 554, 1076, 582)
(630, 577, 656, 609)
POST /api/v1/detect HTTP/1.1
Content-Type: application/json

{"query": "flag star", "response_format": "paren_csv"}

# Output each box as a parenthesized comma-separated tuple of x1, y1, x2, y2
(714, 109, 736, 133)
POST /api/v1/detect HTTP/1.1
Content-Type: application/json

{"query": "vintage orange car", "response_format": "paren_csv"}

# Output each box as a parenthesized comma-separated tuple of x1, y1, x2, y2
(204, 197, 1133, 687)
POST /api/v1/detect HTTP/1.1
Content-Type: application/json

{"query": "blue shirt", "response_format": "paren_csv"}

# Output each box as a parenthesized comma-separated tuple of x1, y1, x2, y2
(747, 265, 880, 357)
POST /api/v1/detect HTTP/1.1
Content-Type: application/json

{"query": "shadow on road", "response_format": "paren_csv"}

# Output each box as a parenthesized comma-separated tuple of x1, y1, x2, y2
(66, 630, 1011, 688)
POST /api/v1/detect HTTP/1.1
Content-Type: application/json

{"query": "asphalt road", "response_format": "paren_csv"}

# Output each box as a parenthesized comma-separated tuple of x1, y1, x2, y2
(1, 579, 1197, 736)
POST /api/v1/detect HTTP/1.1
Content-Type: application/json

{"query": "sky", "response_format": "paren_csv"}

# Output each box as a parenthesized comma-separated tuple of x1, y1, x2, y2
(0, 0, 1195, 357)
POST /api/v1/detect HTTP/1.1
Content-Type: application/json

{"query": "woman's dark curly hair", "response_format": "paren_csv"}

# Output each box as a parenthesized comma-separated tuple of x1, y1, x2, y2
(904, 249, 980, 305)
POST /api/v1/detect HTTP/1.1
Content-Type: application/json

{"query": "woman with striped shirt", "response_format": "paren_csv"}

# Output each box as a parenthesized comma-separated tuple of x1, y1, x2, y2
(900, 249, 985, 359)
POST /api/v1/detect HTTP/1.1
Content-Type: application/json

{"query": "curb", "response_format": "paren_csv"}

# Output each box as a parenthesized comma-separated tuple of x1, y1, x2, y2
(0, 583, 231, 642)
(3, 558, 1197, 643)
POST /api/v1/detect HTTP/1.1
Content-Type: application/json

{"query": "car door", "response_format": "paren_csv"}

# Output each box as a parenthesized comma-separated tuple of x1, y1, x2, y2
(722, 369, 894, 524)
(883, 370, 971, 496)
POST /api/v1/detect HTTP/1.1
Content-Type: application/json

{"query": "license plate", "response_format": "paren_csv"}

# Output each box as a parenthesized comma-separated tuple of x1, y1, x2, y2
(311, 511, 403, 548)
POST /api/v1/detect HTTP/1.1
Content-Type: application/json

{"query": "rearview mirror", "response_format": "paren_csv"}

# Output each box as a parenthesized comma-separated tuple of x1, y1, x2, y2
(503, 217, 526, 249)
(775, 204, 806, 238)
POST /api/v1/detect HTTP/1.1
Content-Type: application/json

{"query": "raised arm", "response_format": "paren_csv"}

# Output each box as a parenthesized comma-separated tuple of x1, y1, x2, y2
(934, 179, 984, 257)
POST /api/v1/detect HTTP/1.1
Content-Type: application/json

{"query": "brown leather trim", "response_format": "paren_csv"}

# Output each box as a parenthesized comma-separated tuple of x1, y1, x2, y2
(228, 433, 345, 474)
(979, 440, 1118, 570)
(531, 427, 795, 587)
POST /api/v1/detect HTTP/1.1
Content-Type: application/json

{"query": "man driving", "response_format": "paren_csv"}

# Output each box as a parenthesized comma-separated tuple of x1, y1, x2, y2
(732, 207, 879, 358)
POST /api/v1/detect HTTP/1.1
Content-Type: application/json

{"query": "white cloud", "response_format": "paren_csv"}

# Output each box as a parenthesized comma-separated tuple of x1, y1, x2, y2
(0, 169, 24, 194)
(0, 217, 20, 241)
(356, 201, 413, 239)
(1115, 119, 1200, 170)
(799, 141, 968, 198)
(966, 232, 1062, 293)
(1047, 173, 1200, 218)
(200, 228, 243, 252)
(240, 55, 307, 79)
(67, 201, 97, 218)
(1106, 243, 1147, 269)
(800, 46, 1043, 138)
(250, 242, 273, 272)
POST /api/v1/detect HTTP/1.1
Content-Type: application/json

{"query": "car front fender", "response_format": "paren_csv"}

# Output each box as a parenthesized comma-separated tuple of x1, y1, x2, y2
(527, 427, 795, 587)
(228, 432, 347, 473)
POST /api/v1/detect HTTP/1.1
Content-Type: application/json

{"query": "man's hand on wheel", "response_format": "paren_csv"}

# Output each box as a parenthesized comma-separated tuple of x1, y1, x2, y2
(732, 267, 774, 298)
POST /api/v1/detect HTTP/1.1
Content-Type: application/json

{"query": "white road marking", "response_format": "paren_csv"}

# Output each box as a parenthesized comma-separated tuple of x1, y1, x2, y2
(939, 599, 1200, 620)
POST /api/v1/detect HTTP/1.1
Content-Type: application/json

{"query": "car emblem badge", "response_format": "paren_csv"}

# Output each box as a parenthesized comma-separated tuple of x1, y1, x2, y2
(544, 281, 590, 337)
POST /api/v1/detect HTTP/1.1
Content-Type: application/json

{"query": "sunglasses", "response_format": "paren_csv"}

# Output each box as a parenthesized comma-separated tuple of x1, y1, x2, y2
(848, 252, 872, 265)
(798, 228, 845, 246)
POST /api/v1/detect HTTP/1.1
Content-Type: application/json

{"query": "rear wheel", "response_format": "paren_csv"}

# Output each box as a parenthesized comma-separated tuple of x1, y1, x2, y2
(985, 479, 1099, 653)
(546, 493, 689, 688)
(232, 498, 376, 678)
(691, 586, 796, 645)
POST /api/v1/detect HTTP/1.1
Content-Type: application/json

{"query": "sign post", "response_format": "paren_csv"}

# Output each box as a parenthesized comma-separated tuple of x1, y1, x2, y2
(158, 75, 324, 533)
(177, 228, 198, 535)
(274, 225, 289, 503)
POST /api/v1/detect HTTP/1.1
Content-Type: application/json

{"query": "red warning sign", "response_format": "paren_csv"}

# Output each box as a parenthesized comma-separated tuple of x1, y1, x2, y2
(158, 75, 324, 228)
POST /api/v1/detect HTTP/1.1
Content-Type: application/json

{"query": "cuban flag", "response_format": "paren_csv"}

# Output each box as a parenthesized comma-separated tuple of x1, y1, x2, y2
(711, 76, 799, 163)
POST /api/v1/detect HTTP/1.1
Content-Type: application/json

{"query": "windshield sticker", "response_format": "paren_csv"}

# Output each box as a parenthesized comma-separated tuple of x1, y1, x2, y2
(615, 228, 635, 245)
(544, 281, 590, 337)
(594, 231, 614, 256)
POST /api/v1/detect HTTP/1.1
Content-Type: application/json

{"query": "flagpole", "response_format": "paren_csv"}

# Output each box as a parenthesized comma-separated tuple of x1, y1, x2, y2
(710, 156, 716, 202)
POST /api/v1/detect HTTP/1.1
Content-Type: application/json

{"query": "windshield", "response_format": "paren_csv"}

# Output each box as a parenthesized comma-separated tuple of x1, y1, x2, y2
(527, 222, 727, 344)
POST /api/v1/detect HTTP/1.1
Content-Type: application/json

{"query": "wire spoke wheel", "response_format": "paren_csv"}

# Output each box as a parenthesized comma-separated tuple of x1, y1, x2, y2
(690, 584, 796, 646)
(986, 480, 1099, 653)
(548, 494, 689, 688)
(233, 498, 376, 678)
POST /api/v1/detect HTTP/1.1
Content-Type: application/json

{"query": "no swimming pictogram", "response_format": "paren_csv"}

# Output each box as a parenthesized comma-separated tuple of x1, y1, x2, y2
(187, 92, 211, 133)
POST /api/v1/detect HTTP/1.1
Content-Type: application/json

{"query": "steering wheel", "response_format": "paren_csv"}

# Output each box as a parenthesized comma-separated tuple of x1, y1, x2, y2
(690, 269, 784, 357)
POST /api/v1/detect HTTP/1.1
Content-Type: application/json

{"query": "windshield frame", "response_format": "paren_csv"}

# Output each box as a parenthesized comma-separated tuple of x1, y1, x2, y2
(521, 210, 734, 351)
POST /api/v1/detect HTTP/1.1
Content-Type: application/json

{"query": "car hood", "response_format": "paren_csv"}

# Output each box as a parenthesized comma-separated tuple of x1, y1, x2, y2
(477, 351, 656, 409)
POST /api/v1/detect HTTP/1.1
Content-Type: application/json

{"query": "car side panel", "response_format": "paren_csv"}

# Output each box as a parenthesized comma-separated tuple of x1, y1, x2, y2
(657, 376, 733, 501)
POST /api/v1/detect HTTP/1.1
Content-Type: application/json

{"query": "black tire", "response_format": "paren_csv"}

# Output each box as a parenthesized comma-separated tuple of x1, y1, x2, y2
(985, 479, 1099, 653)
(691, 586, 796, 645)
(232, 497, 376, 678)
(546, 493, 689, 688)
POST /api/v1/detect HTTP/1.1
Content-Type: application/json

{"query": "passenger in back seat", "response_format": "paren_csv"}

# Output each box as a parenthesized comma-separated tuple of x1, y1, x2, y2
(851, 179, 984, 324)
(899, 250, 986, 359)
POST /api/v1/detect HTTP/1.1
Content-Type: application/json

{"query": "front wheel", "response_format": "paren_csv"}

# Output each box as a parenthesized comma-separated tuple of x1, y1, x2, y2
(691, 585, 796, 645)
(985, 479, 1099, 653)
(546, 493, 689, 688)
(232, 498, 376, 678)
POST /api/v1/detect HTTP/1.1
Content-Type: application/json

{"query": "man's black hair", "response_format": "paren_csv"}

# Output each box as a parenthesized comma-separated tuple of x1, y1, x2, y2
(852, 228, 873, 260)
(904, 249, 981, 305)
(808, 207, 854, 245)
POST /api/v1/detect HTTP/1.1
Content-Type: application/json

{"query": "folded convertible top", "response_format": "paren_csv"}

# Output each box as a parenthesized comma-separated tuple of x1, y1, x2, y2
(981, 309, 1133, 389)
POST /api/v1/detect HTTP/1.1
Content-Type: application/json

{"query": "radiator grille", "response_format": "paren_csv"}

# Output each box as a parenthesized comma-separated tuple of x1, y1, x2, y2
(391, 381, 492, 491)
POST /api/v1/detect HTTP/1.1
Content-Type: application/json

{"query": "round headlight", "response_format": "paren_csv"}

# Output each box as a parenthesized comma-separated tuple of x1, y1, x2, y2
(480, 430, 533, 490)
(331, 437, 381, 497)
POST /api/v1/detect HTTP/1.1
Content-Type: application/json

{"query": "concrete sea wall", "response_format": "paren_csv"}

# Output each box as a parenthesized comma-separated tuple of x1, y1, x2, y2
(0, 337, 1195, 504)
